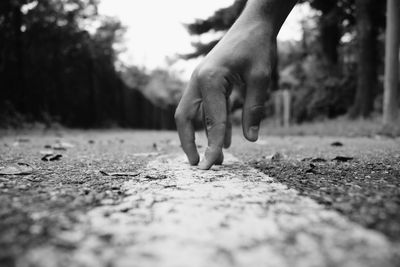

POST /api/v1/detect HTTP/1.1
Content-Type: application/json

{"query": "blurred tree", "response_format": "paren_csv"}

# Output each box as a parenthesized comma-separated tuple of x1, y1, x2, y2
(348, 0, 385, 118)
(383, 0, 399, 127)
(183, 0, 350, 65)
(304, 0, 342, 65)
(184, 0, 387, 120)
(0, 0, 180, 129)
(142, 69, 185, 108)
(182, 0, 246, 59)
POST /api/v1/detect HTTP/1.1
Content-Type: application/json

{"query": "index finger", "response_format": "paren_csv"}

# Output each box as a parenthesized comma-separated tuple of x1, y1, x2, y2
(175, 76, 202, 165)
(198, 70, 230, 170)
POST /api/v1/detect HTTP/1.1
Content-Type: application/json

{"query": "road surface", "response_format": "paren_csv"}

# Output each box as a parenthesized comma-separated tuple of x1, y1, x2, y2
(0, 130, 399, 267)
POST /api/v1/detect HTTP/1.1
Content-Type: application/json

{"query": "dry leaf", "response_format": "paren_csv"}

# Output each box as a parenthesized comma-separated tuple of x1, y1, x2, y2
(42, 154, 62, 161)
(332, 156, 353, 162)
(331, 141, 344, 147)
(100, 171, 140, 177)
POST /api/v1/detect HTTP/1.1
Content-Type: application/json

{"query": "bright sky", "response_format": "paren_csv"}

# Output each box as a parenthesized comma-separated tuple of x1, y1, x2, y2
(98, 0, 310, 79)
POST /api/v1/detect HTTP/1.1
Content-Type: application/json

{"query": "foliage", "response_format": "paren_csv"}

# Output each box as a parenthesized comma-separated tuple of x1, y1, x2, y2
(278, 22, 356, 123)
(0, 0, 179, 129)
(290, 57, 356, 122)
(142, 69, 186, 109)
(184, 0, 388, 121)
(182, 0, 246, 59)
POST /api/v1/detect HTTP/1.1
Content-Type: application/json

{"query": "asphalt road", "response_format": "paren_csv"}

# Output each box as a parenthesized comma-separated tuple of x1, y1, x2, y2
(0, 129, 399, 267)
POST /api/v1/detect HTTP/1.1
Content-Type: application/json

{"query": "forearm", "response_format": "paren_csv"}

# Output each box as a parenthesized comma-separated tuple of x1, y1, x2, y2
(239, 0, 298, 36)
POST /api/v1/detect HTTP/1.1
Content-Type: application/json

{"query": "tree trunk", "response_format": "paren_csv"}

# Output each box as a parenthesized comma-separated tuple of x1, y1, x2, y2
(350, 0, 377, 118)
(270, 38, 279, 92)
(14, 4, 25, 113)
(383, 0, 400, 126)
(319, 11, 340, 65)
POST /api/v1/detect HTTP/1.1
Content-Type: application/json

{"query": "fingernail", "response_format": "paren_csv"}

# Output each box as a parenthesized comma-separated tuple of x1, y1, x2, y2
(248, 126, 259, 141)
(188, 154, 200, 166)
(198, 159, 211, 170)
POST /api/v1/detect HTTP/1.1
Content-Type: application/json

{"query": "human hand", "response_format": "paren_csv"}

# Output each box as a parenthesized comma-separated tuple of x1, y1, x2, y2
(175, 5, 278, 170)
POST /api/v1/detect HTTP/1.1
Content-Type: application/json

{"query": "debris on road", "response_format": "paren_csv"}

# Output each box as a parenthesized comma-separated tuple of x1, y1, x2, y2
(20, 153, 395, 267)
(332, 156, 354, 162)
(40, 150, 54, 155)
(271, 152, 285, 162)
(99, 171, 141, 177)
(41, 154, 62, 161)
(301, 157, 328, 163)
(44, 141, 75, 151)
(331, 141, 344, 147)
(263, 152, 286, 162)
(144, 174, 167, 180)
(0, 163, 34, 175)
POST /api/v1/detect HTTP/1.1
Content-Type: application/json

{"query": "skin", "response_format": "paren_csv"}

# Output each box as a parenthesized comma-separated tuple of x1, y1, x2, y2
(175, 0, 298, 170)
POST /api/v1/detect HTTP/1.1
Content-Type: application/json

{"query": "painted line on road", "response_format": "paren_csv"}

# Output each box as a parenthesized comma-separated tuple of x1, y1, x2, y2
(20, 153, 397, 267)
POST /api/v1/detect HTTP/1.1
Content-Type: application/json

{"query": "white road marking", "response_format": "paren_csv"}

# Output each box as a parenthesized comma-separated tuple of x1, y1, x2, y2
(20, 153, 397, 267)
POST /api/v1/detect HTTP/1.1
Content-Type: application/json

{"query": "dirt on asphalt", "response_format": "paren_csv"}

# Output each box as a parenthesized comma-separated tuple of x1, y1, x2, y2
(0, 129, 399, 266)
(230, 133, 400, 243)
(0, 130, 179, 267)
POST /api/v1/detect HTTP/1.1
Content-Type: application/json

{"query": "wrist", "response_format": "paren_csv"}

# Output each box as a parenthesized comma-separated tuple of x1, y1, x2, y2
(241, 0, 298, 36)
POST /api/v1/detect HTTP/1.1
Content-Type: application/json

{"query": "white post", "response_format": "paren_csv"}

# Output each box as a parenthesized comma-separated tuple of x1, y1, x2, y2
(282, 89, 291, 128)
(383, 0, 400, 126)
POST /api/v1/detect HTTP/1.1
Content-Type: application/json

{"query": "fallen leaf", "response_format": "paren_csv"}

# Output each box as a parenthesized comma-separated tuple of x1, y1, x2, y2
(145, 174, 167, 180)
(301, 157, 327, 163)
(41, 154, 52, 161)
(50, 154, 62, 161)
(100, 171, 141, 177)
(41, 154, 62, 161)
(164, 184, 177, 188)
(331, 141, 344, 147)
(332, 156, 354, 162)
(0, 163, 34, 175)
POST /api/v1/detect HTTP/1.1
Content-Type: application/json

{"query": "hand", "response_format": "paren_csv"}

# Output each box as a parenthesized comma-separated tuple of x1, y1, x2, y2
(175, 8, 277, 170)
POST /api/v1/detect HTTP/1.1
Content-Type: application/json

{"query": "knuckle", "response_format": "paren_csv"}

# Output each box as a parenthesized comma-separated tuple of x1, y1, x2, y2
(197, 65, 227, 85)
(250, 67, 271, 81)
(246, 105, 266, 120)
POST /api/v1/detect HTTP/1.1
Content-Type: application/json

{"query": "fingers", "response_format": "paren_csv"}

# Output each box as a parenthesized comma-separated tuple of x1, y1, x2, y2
(224, 99, 232, 149)
(242, 72, 268, 142)
(203, 99, 232, 149)
(175, 76, 202, 165)
(197, 68, 230, 170)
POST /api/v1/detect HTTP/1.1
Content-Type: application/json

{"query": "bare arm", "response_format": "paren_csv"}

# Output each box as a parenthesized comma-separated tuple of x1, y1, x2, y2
(175, 0, 298, 170)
